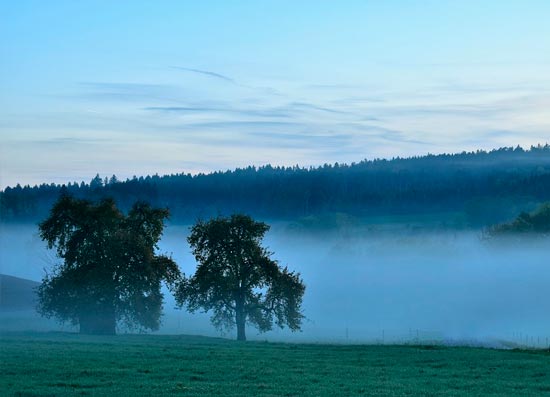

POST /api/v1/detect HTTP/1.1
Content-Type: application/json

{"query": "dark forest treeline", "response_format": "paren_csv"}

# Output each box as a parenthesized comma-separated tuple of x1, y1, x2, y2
(3, 145, 550, 227)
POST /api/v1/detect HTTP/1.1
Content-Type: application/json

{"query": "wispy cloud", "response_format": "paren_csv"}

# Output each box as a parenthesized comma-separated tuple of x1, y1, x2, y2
(186, 120, 301, 130)
(145, 106, 222, 113)
(144, 105, 291, 118)
(247, 131, 353, 148)
(143, 100, 350, 119)
(19, 76, 549, 188)
(285, 102, 348, 114)
(34, 137, 110, 145)
(171, 66, 236, 83)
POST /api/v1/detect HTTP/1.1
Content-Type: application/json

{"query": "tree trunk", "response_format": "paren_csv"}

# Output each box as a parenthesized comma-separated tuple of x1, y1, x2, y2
(235, 300, 246, 341)
(236, 317, 246, 341)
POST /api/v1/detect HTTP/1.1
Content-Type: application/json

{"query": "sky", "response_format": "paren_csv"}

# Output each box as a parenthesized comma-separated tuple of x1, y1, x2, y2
(1, 0, 550, 188)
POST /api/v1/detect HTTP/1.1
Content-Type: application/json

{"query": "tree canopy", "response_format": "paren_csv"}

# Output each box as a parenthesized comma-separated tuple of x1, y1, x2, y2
(487, 202, 550, 237)
(37, 194, 180, 334)
(175, 214, 305, 341)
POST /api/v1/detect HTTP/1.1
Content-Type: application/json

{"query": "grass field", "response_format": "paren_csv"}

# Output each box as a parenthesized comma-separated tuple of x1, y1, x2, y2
(2, 333, 550, 396)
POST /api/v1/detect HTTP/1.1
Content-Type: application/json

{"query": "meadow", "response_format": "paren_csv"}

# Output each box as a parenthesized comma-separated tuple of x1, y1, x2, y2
(2, 332, 550, 396)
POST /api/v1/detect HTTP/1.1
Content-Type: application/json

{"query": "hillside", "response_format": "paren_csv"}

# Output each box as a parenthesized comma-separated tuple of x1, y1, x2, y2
(0, 274, 40, 311)
(2, 145, 550, 226)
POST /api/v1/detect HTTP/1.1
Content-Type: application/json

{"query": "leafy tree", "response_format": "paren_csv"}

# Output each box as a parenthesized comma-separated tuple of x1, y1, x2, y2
(487, 202, 550, 237)
(37, 194, 180, 334)
(176, 214, 305, 341)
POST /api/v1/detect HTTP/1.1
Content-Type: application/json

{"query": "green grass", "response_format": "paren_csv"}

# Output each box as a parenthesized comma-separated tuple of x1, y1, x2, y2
(2, 333, 550, 396)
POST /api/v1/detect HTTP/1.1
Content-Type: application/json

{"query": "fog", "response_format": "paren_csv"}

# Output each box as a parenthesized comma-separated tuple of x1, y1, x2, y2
(2, 222, 549, 346)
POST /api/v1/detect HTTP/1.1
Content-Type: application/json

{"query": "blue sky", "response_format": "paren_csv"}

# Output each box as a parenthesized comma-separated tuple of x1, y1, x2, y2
(1, 1, 550, 188)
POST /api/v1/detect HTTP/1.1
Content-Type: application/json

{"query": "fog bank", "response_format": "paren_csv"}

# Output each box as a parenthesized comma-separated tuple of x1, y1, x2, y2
(2, 223, 549, 346)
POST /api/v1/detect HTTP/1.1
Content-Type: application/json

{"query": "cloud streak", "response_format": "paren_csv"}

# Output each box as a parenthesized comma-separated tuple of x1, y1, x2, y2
(172, 66, 236, 83)
(144, 105, 292, 118)
(143, 100, 351, 119)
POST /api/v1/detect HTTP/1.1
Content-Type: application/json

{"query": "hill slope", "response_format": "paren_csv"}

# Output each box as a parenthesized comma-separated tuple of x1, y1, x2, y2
(0, 274, 40, 311)
(2, 145, 550, 226)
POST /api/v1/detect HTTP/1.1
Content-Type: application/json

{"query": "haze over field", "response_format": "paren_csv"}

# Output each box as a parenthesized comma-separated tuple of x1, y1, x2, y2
(3, 222, 549, 344)
(1, 0, 549, 346)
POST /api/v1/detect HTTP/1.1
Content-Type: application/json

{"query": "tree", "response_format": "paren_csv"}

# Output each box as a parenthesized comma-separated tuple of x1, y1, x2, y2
(175, 214, 305, 341)
(486, 202, 550, 238)
(37, 194, 180, 334)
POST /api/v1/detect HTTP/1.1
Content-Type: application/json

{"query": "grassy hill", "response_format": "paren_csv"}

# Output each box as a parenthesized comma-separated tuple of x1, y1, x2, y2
(0, 274, 39, 312)
(2, 332, 550, 396)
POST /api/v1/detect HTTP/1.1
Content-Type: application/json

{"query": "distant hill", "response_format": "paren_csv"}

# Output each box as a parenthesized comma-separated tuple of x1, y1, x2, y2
(2, 145, 550, 227)
(0, 274, 40, 311)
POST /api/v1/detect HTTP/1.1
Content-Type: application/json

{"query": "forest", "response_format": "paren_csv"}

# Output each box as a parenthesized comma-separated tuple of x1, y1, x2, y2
(2, 145, 550, 227)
